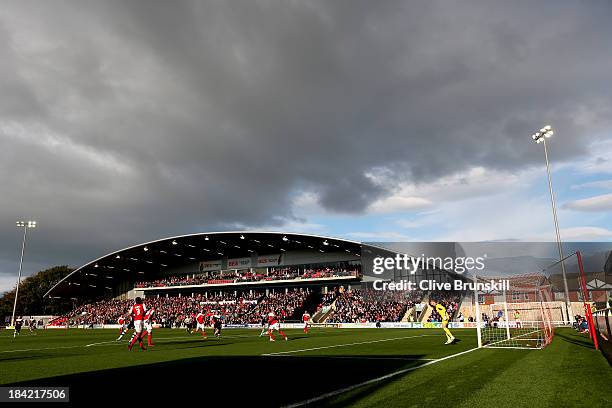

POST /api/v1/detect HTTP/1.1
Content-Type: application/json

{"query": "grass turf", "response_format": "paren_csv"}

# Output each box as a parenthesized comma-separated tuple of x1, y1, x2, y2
(0, 327, 609, 407)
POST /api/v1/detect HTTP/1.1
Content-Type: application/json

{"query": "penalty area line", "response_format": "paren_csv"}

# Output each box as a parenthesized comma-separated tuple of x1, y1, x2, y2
(299, 355, 437, 361)
(85, 340, 117, 347)
(282, 346, 480, 408)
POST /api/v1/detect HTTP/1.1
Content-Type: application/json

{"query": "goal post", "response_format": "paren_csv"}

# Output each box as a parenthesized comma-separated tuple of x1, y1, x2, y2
(576, 251, 599, 350)
(475, 273, 555, 349)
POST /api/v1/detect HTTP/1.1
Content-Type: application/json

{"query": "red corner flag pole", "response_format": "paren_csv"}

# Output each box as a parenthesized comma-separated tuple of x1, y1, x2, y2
(576, 251, 599, 350)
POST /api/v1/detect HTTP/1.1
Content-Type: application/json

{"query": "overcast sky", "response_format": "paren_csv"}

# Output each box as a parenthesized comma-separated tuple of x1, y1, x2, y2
(1, 1, 612, 292)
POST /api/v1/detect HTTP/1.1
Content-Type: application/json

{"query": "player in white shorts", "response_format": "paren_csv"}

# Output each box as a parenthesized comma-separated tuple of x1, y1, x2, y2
(194, 311, 208, 339)
(128, 297, 147, 351)
(133, 319, 143, 334)
(267, 311, 287, 342)
(514, 310, 522, 328)
(302, 311, 311, 334)
(116, 315, 129, 341)
(143, 307, 155, 346)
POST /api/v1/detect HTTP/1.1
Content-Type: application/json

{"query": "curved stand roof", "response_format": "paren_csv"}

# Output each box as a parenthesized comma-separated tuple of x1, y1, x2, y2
(44, 231, 374, 298)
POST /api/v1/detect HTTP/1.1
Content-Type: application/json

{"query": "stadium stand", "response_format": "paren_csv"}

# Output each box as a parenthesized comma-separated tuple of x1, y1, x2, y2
(57, 289, 311, 327)
(135, 265, 361, 288)
(54, 286, 430, 326)
(327, 289, 424, 323)
(43, 233, 475, 326)
(427, 291, 461, 322)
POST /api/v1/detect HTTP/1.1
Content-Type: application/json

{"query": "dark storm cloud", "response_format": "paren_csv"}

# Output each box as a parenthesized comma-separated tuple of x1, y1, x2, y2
(1, 0, 612, 286)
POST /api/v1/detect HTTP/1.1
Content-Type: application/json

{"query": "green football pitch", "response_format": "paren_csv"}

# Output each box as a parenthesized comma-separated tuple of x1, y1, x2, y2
(0, 327, 610, 407)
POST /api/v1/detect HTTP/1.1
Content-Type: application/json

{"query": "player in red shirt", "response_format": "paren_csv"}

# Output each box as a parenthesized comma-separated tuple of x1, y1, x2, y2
(194, 310, 208, 339)
(127, 297, 147, 351)
(302, 311, 311, 334)
(141, 307, 155, 346)
(116, 315, 128, 341)
(267, 311, 287, 342)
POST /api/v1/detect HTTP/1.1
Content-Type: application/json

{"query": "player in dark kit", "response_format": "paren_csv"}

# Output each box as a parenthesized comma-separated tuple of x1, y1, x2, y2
(13, 317, 23, 338)
(211, 314, 223, 338)
(184, 314, 196, 334)
(259, 314, 268, 337)
(28, 318, 37, 334)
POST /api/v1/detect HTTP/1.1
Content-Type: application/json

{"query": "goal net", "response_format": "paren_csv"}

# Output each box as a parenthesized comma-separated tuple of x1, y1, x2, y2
(476, 273, 555, 349)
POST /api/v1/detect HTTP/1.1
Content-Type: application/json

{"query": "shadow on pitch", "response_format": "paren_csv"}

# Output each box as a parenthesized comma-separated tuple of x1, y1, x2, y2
(10, 354, 429, 406)
(555, 331, 595, 349)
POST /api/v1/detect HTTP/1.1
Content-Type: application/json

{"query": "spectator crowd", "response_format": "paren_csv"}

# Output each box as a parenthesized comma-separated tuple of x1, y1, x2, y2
(51, 284, 468, 327)
(327, 289, 423, 323)
(59, 289, 310, 327)
(427, 291, 461, 322)
(135, 265, 360, 289)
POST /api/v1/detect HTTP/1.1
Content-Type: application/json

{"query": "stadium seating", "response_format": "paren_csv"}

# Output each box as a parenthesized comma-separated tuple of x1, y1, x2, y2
(58, 289, 310, 327)
(135, 265, 361, 289)
(427, 291, 461, 322)
(327, 289, 424, 323)
(55, 284, 472, 326)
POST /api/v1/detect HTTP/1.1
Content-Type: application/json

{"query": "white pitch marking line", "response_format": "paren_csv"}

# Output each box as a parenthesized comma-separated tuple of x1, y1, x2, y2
(85, 340, 117, 347)
(296, 356, 437, 361)
(84, 333, 255, 347)
(0, 345, 84, 354)
(262, 334, 436, 356)
(282, 346, 481, 408)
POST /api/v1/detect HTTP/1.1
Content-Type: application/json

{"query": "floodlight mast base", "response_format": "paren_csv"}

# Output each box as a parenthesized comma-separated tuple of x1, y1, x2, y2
(11, 225, 28, 327)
